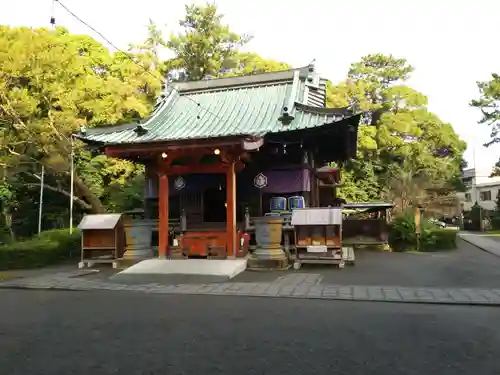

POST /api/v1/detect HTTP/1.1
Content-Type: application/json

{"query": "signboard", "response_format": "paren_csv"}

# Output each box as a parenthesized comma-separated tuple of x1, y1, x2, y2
(291, 208, 342, 225)
(414, 206, 421, 234)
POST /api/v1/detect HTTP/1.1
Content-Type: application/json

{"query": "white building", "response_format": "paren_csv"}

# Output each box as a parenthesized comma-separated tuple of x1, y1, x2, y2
(459, 168, 500, 212)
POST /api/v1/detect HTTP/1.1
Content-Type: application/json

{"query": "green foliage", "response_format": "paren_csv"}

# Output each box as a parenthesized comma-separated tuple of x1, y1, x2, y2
(490, 191, 500, 230)
(0, 25, 160, 215)
(0, 229, 80, 270)
(432, 229, 458, 251)
(491, 158, 500, 177)
(0, 5, 468, 249)
(471, 73, 500, 146)
(336, 160, 380, 202)
(329, 54, 466, 209)
(76, 151, 145, 208)
(0, 9, 293, 242)
(389, 212, 458, 252)
(495, 190, 500, 213)
(103, 174, 145, 212)
(166, 2, 250, 80)
(128, 18, 167, 73)
(221, 52, 291, 77)
(464, 203, 483, 231)
(0, 181, 13, 206)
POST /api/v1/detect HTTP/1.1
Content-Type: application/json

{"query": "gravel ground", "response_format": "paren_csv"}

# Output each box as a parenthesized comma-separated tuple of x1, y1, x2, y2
(1, 289, 500, 375)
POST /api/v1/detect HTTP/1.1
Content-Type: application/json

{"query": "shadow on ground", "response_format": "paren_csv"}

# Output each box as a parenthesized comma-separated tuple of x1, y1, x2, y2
(70, 239, 500, 289)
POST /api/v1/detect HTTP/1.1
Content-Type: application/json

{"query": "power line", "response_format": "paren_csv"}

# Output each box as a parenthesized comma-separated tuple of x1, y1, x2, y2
(53, 0, 223, 122)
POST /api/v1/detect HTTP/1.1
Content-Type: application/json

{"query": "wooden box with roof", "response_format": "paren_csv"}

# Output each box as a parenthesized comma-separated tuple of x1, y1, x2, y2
(77, 213, 125, 268)
(75, 64, 364, 263)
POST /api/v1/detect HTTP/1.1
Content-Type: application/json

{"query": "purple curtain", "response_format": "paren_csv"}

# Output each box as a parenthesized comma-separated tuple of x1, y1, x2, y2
(254, 169, 310, 193)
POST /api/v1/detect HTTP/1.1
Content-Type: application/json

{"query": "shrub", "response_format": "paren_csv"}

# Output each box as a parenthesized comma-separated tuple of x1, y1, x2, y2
(491, 216, 500, 230)
(432, 228, 458, 250)
(389, 212, 458, 252)
(38, 229, 81, 254)
(0, 229, 80, 270)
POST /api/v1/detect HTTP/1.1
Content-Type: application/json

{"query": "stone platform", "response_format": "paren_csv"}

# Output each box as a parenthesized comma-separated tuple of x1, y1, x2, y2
(116, 259, 248, 280)
(246, 257, 290, 270)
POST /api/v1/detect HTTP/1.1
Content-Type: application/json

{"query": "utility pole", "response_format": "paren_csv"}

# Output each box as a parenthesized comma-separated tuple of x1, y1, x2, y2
(473, 145, 483, 231)
(69, 137, 74, 234)
(38, 165, 44, 234)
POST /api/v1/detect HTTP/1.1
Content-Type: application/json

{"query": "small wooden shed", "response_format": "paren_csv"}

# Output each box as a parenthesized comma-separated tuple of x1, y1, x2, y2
(77, 213, 125, 268)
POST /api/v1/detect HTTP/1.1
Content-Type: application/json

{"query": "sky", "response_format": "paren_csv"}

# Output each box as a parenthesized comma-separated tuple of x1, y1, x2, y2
(2, 0, 500, 173)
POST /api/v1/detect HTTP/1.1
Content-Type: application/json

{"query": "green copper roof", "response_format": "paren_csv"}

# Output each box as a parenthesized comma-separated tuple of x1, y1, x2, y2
(77, 66, 355, 145)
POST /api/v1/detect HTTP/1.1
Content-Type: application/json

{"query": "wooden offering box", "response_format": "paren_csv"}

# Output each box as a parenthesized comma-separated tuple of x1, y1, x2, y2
(296, 225, 341, 247)
(180, 230, 228, 259)
(291, 207, 344, 269)
(77, 214, 125, 268)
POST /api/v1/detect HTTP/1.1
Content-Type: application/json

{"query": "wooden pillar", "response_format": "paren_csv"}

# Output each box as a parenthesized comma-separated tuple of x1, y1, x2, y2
(309, 151, 319, 207)
(158, 173, 169, 258)
(226, 162, 237, 257)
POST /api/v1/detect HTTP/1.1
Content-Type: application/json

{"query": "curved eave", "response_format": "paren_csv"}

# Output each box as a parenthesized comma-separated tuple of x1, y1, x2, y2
(267, 113, 361, 139)
(294, 101, 354, 116)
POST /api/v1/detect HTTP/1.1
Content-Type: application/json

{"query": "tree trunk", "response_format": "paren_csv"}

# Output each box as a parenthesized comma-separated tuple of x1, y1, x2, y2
(74, 174, 106, 213)
(0, 165, 15, 240)
(1, 207, 14, 241)
(41, 157, 106, 214)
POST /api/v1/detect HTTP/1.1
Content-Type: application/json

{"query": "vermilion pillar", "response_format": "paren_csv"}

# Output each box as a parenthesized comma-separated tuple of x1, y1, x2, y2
(226, 162, 237, 257)
(158, 173, 169, 258)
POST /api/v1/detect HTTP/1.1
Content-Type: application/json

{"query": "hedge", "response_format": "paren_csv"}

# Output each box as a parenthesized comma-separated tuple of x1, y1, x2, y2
(389, 212, 458, 252)
(0, 229, 80, 270)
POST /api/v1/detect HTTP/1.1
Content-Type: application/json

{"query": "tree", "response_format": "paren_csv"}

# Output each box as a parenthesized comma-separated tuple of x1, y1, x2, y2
(0, 26, 160, 215)
(491, 158, 500, 177)
(471, 73, 500, 146)
(221, 52, 291, 76)
(0, 165, 15, 241)
(328, 54, 467, 207)
(165, 2, 251, 80)
(128, 18, 167, 73)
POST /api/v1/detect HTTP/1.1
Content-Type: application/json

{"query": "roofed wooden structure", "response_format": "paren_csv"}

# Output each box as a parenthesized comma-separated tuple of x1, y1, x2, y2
(76, 64, 365, 260)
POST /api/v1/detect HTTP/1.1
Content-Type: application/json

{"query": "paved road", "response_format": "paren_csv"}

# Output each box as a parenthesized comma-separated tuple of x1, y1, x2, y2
(1, 290, 499, 375)
(460, 232, 500, 258)
(233, 239, 500, 288)
(318, 239, 500, 287)
(66, 239, 500, 289)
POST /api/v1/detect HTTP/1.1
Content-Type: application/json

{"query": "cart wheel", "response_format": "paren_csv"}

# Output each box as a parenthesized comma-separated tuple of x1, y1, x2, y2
(339, 261, 345, 269)
(293, 262, 302, 270)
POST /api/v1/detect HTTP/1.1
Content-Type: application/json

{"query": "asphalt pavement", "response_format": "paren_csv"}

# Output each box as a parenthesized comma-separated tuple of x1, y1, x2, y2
(231, 239, 500, 288)
(1, 289, 499, 375)
(59, 239, 500, 289)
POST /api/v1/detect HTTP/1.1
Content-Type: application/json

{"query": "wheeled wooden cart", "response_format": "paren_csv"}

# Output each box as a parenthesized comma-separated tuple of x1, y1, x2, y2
(291, 207, 346, 270)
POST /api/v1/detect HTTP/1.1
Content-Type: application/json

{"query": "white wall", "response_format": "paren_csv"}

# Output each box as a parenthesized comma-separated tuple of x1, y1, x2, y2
(459, 169, 500, 212)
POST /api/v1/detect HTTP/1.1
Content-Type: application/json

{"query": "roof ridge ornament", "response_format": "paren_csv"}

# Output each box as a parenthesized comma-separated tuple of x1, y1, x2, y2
(278, 106, 294, 125)
(306, 61, 320, 88)
(134, 122, 148, 136)
(279, 69, 300, 125)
